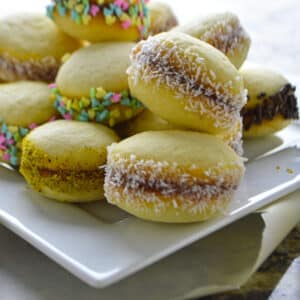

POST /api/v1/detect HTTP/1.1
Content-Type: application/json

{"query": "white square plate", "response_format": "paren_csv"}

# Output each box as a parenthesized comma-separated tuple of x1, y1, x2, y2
(0, 124, 300, 288)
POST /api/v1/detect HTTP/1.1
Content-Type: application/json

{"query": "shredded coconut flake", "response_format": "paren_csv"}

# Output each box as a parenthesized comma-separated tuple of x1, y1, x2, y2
(201, 17, 250, 56)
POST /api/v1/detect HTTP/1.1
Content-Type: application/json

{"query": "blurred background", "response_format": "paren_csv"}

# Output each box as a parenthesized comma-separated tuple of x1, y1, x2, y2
(1, 0, 299, 84)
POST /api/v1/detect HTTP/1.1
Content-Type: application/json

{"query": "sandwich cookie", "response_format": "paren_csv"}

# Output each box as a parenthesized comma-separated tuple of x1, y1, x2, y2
(105, 130, 245, 223)
(241, 68, 298, 138)
(173, 12, 251, 69)
(128, 32, 246, 149)
(51, 42, 144, 127)
(0, 14, 81, 82)
(148, 1, 178, 35)
(20, 120, 119, 202)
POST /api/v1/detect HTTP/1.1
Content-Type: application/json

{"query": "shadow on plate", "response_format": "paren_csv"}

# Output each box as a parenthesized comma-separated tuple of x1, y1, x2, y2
(78, 201, 130, 224)
(0, 164, 22, 183)
(21, 187, 129, 226)
(243, 135, 283, 161)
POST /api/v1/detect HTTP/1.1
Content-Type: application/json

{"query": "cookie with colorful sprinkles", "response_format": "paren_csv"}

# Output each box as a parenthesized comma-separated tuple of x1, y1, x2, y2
(0, 81, 57, 167)
(51, 42, 144, 127)
(47, 0, 150, 42)
(0, 14, 81, 83)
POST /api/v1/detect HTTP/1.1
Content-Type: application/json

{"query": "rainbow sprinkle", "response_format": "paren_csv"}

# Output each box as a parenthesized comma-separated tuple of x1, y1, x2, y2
(0, 117, 57, 167)
(46, 0, 150, 39)
(0, 122, 35, 167)
(50, 84, 144, 127)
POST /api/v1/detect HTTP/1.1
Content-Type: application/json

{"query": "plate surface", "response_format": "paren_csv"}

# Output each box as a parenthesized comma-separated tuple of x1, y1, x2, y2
(0, 125, 300, 287)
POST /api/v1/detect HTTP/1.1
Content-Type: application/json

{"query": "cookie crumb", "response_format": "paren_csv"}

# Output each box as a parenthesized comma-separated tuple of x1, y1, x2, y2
(286, 168, 294, 174)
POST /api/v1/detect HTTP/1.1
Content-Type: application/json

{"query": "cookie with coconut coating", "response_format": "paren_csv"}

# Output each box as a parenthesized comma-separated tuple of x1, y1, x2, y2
(0, 14, 81, 82)
(241, 68, 298, 138)
(105, 130, 245, 223)
(20, 120, 119, 202)
(46, 0, 150, 43)
(51, 42, 144, 127)
(148, 1, 178, 35)
(0, 81, 57, 167)
(128, 32, 246, 144)
(173, 12, 251, 69)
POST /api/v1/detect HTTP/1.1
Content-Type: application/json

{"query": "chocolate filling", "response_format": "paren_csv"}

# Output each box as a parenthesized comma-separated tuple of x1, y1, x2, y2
(108, 168, 237, 201)
(242, 84, 299, 131)
(0, 54, 59, 82)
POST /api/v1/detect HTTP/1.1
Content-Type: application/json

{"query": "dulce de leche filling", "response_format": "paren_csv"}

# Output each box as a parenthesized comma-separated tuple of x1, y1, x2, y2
(0, 54, 59, 82)
(242, 84, 299, 131)
(107, 166, 238, 202)
(105, 151, 244, 203)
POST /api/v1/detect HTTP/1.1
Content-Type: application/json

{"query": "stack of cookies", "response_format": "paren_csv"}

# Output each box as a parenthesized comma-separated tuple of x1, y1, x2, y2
(0, 14, 81, 167)
(0, 1, 298, 223)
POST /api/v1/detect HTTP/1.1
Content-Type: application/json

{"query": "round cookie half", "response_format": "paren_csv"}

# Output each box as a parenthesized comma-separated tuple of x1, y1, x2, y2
(52, 42, 144, 127)
(240, 68, 298, 138)
(0, 81, 57, 167)
(173, 12, 251, 69)
(105, 130, 245, 223)
(128, 32, 246, 138)
(20, 120, 119, 202)
(0, 14, 81, 82)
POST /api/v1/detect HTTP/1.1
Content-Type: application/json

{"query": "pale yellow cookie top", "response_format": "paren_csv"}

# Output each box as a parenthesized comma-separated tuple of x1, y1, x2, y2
(0, 81, 56, 127)
(110, 130, 243, 170)
(56, 42, 135, 98)
(0, 14, 81, 60)
(24, 120, 120, 170)
(240, 68, 288, 108)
